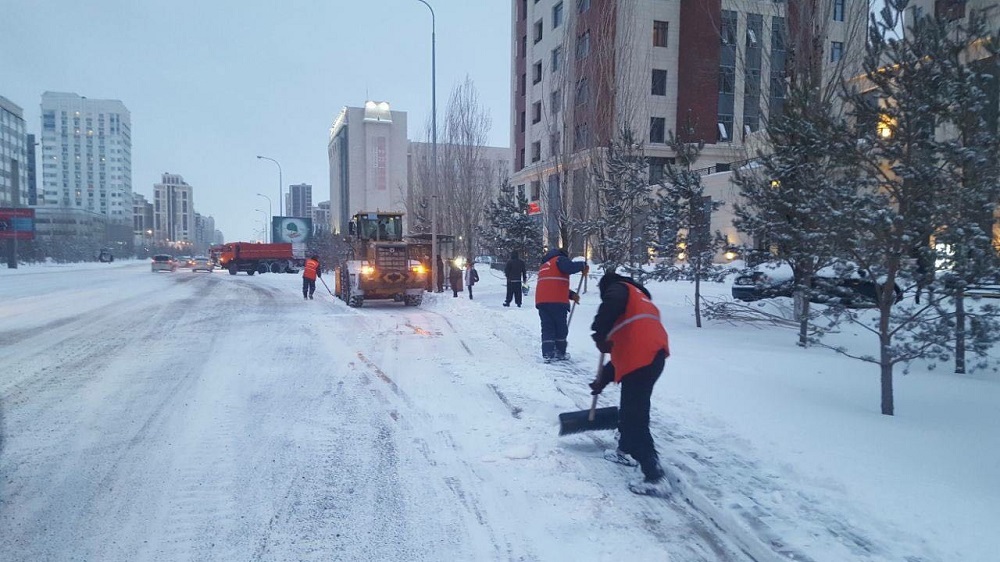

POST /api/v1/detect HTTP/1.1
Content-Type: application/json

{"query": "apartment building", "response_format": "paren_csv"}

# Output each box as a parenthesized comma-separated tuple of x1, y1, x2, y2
(152, 173, 195, 244)
(0, 96, 29, 208)
(38, 92, 132, 226)
(287, 183, 312, 218)
(510, 0, 867, 248)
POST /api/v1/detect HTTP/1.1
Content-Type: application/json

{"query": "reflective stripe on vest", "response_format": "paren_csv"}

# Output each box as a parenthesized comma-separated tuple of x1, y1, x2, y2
(607, 283, 669, 381)
(535, 256, 570, 305)
(303, 259, 319, 280)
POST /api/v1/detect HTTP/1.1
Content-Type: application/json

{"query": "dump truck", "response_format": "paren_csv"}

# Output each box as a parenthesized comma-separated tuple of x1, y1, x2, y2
(218, 242, 298, 275)
(334, 212, 427, 307)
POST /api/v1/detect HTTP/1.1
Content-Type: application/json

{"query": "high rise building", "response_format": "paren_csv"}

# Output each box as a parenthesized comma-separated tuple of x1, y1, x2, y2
(132, 193, 154, 248)
(288, 183, 312, 218)
(38, 92, 133, 226)
(328, 101, 409, 234)
(26, 133, 37, 206)
(313, 200, 331, 233)
(152, 173, 195, 244)
(509, 0, 866, 247)
(0, 96, 28, 208)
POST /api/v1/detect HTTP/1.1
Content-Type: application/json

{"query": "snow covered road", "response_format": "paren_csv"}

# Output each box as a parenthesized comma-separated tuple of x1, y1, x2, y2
(0, 263, 750, 561)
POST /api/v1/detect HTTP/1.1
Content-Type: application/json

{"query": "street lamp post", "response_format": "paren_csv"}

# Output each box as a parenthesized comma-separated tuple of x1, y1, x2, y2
(254, 209, 268, 243)
(414, 0, 439, 292)
(256, 155, 283, 222)
(256, 193, 272, 243)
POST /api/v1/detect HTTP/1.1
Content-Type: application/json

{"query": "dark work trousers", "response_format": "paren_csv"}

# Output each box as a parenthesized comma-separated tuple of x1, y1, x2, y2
(505, 280, 523, 307)
(536, 302, 569, 359)
(468, 284, 474, 299)
(302, 277, 316, 299)
(616, 349, 667, 481)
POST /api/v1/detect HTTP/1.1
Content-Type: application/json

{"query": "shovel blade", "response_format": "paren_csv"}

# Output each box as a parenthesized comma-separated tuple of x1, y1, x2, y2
(558, 406, 619, 436)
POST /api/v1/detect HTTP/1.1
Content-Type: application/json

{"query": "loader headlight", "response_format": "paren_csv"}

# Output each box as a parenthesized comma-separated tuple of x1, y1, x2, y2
(361, 265, 376, 276)
(411, 264, 427, 275)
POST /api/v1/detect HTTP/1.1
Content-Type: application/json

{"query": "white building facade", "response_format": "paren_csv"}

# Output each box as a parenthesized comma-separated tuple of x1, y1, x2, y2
(152, 173, 195, 244)
(38, 92, 133, 226)
(327, 101, 409, 235)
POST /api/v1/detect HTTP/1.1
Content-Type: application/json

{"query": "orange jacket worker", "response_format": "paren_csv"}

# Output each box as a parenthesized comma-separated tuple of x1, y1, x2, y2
(302, 256, 321, 300)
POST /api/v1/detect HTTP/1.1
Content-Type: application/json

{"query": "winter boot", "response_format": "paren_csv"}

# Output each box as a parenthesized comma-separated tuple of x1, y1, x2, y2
(604, 449, 639, 467)
(628, 474, 673, 497)
(503, 302, 510, 307)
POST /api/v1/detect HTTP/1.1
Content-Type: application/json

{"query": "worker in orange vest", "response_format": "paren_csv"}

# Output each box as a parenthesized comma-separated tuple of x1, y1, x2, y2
(535, 247, 588, 362)
(589, 271, 671, 497)
(302, 255, 321, 300)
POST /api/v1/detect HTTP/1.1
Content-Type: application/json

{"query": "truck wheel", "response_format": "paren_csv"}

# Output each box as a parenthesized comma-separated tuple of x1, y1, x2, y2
(229, 264, 238, 275)
(247, 269, 256, 276)
(404, 295, 422, 306)
(257, 263, 268, 274)
(348, 295, 364, 308)
(270, 262, 282, 274)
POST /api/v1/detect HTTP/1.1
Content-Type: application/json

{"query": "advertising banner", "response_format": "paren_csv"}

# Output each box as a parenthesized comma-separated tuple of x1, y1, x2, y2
(0, 208, 35, 240)
(272, 216, 312, 244)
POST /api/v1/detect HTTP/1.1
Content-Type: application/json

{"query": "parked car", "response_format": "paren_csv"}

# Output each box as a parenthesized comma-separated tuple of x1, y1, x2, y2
(151, 254, 177, 272)
(732, 262, 902, 307)
(190, 256, 214, 273)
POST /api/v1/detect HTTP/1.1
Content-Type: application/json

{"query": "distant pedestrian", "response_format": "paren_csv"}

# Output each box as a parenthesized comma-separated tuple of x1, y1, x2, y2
(503, 250, 528, 307)
(589, 271, 671, 496)
(535, 247, 588, 362)
(436, 255, 445, 293)
(449, 261, 464, 297)
(465, 262, 480, 300)
(302, 255, 321, 300)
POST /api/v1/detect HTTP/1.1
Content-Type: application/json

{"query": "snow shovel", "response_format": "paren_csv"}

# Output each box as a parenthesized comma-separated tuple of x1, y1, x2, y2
(558, 353, 619, 436)
(566, 271, 587, 328)
(319, 276, 334, 296)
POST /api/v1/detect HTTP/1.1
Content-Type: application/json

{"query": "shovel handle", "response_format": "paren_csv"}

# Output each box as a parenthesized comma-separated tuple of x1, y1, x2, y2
(588, 352, 606, 422)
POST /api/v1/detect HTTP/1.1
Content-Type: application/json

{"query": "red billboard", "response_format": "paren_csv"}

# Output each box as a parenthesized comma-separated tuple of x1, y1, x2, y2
(0, 208, 35, 240)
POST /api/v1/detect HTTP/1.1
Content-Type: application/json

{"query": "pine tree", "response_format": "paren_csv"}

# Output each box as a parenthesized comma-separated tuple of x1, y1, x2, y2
(648, 130, 726, 328)
(732, 86, 850, 346)
(582, 126, 654, 274)
(479, 179, 544, 266)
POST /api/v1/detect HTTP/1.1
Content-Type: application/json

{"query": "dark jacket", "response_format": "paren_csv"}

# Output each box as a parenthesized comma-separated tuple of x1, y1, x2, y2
(590, 271, 652, 344)
(504, 251, 527, 282)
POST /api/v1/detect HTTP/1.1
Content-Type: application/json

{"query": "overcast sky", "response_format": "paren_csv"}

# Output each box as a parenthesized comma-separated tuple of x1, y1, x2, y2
(2, 0, 511, 241)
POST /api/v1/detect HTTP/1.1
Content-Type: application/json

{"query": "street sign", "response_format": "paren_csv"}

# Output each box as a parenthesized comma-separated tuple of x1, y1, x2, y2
(0, 208, 35, 240)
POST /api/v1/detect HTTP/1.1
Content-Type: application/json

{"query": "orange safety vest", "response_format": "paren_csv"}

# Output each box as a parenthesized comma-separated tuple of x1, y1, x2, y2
(607, 283, 670, 381)
(535, 256, 570, 305)
(303, 258, 320, 280)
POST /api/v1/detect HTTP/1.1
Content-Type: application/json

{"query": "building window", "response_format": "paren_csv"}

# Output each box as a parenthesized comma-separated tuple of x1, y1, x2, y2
(830, 41, 843, 62)
(833, 0, 845, 22)
(721, 11, 737, 46)
(718, 115, 733, 142)
(532, 101, 542, 124)
(575, 77, 590, 105)
(534, 19, 543, 43)
(650, 117, 666, 143)
(551, 89, 562, 115)
(531, 180, 541, 201)
(519, 111, 526, 133)
(574, 123, 591, 149)
(719, 66, 735, 94)
(550, 132, 561, 156)
(653, 20, 669, 47)
(648, 157, 674, 185)
(533, 61, 543, 84)
(531, 141, 541, 162)
(520, 73, 526, 95)
(577, 30, 591, 59)
(578, 0, 590, 14)
(553, 2, 564, 28)
(652, 69, 667, 96)
(520, 0, 527, 21)
(552, 46, 562, 72)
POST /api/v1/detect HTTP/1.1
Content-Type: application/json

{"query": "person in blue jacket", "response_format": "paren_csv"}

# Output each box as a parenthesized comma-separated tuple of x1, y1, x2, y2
(534, 247, 588, 362)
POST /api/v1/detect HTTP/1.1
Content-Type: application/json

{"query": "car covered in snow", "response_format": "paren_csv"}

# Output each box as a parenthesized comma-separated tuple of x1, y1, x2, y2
(151, 254, 177, 272)
(732, 262, 902, 307)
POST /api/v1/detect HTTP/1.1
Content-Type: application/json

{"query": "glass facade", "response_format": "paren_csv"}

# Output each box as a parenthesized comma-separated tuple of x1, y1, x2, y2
(0, 96, 29, 207)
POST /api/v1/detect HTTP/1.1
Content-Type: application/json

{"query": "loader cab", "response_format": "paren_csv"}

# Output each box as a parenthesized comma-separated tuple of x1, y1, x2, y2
(349, 212, 403, 242)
